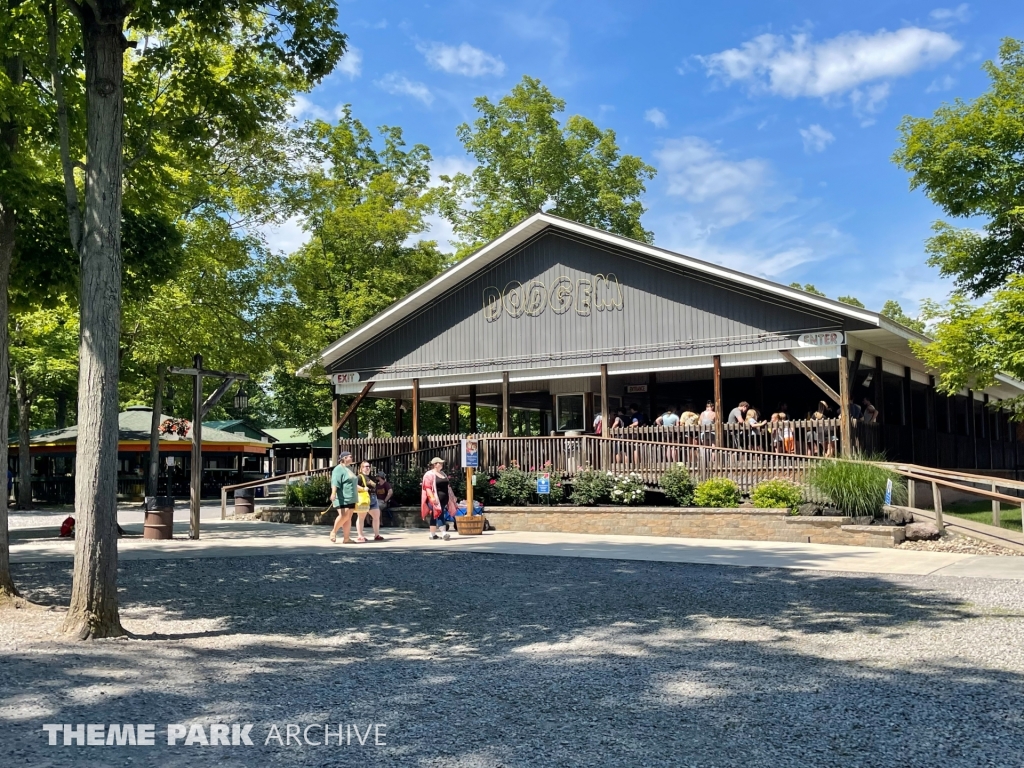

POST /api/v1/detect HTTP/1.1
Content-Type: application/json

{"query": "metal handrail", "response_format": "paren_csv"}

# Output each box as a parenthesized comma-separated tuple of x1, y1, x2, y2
(220, 467, 330, 519)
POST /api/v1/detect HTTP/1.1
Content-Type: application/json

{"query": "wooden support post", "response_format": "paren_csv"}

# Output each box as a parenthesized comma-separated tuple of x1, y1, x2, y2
(838, 351, 853, 457)
(967, 389, 977, 468)
(874, 357, 885, 424)
(713, 355, 723, 447)
(502, 372, 510, 437)
(992, 481, 1001, 528)
(647, 372, 656, 420)
(932, 481, 945, 532)
(394, 398, 403, 437)
(600, 363, 610, 470)
(465, 467, 474, 515)
(190, 353, 203, 540)
(148, 362, 166, 498)
(449, 396, 459, 434)
(908, 477, 916, 509)
(848, 349, 863, 392)
(411, 379, 420, 452)
(336, 382, 374, 438)
(754, 364, 764, 413)
(331, 392, 339, 467)
(469, 385, 478, 433)
(904, 367, 915, 463)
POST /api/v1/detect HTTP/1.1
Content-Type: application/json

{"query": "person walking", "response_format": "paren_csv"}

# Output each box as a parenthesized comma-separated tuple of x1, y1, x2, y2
(329, 451, 359, 544)
(356, 461, 384, 542)
(374, 471, 394, 526)
(421, 457, 457, 540)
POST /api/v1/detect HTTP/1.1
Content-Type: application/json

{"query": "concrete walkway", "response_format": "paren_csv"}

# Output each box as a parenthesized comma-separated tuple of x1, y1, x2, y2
(10, 518, 1024, 579)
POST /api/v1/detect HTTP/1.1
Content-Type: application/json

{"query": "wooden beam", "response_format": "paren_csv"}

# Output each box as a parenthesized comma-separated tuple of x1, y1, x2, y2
(337, 381, 374, 438)
(449, 396, 459, 434)
(411, 379, 420, 452)
(713, 355, 723, 446)
(331, 393, 339, 466)
(600, 364, 609, 439)
(874, 356, 885, 423)
(839, 351, 853, 457)
(848, 348, 863, 391)
(779, 349, 842, 407)
(502, 372, 510, 437)
(469, 385, 477, 433)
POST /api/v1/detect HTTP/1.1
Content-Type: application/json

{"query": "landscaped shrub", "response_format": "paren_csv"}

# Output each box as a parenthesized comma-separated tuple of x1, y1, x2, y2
(751, 478, 803, 509)
(390, 466, 424, 506)
(285, 475, 332, 507)
(693, 478, 740, 508)
(808, 459, 906, 517)
(492, 465, 534, 506)
(610, 473, 647, 505)
(568, 468, 612, 506)
(660, 464, 695, 506)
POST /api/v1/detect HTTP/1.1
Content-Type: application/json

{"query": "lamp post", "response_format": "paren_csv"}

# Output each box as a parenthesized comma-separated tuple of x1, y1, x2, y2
(168, 354, 250, 539)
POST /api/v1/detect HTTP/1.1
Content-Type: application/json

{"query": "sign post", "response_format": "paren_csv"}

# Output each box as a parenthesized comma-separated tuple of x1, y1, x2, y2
(536, 473, 551, 496)
(461, 438, 479, 516)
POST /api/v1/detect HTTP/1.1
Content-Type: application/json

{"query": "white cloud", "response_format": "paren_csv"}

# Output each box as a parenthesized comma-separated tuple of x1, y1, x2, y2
(258, 215, 307, 255)
(699, 27, 961, 107)
(288, 95, 331, 122)
(338, 46, 362, 79)
(930, 4, 971, 24)
(375, 73, 434, 105)
(430, 155, 476, 183)
(849, 82, 890, 125)
(644, 108, 668, 128)
(925, 74, 957, 92)
(800, 124, 835, 153)
(419, 42, 505, 77)
(653, 137, 778, 228)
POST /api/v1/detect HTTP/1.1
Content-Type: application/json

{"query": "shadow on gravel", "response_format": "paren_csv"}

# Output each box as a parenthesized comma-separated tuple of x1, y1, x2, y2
(3, 551, 1023, 768)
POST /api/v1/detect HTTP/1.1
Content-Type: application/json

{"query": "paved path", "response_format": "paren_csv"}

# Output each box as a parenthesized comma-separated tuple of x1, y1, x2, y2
(11, 519, 1024, 579)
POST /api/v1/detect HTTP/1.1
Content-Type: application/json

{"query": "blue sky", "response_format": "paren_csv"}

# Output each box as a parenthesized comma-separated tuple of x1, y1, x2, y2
(267, 1, 1024, 315)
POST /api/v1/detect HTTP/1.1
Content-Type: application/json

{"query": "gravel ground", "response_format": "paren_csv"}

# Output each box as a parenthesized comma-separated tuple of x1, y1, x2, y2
(2, 552, 1024, 768)
(897, 531, 1024, 556)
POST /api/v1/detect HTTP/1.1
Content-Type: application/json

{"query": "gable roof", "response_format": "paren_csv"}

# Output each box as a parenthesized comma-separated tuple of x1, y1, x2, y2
(301, 212, 930, 377)
(14, 407, 266, 448)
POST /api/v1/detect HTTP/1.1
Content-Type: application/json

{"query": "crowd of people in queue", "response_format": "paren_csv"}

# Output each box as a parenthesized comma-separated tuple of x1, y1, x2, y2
(593, 396, 880, 457)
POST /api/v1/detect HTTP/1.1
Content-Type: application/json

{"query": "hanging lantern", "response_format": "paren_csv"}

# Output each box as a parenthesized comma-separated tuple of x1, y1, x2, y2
(233, 385, 249, 412)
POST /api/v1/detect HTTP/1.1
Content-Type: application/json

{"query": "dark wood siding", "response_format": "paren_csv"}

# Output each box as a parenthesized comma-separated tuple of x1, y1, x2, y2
(329, 231, 865, 379)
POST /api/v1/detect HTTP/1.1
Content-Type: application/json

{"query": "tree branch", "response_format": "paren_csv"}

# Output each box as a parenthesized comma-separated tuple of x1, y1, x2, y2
(48, 0, 84, 255)
(61, 0, 85, 24)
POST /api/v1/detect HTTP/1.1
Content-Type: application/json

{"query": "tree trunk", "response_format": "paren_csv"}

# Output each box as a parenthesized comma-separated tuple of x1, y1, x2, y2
(15, 370, 33, 510)
(148, 363, 165, 497)
(0, 193, 18, 599)
(62, 2, 127, 640)
(56, 392, 68, 430)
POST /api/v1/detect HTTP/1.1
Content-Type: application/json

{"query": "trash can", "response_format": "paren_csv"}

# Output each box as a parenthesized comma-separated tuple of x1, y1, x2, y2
(234, 487, 256, 516)
(143, 496, 174, 540)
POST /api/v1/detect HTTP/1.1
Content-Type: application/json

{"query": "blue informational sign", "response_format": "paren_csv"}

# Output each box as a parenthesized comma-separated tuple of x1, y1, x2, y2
(461, 438, 479, 469)
(884, 478, 892, 506)
(536, 473, 551, 495)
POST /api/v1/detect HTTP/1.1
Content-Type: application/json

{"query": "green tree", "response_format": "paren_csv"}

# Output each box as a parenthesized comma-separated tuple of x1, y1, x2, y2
(837, 295, 865, 308)
(789, 283, 826, 296)
(880, 299, 926, 333)
(9, 299, 79, 509)
(270, 112, 445, 437)
(438, 76, 656, 256)
(893, 39, 1024, 297)
(42, 0, 346, 640)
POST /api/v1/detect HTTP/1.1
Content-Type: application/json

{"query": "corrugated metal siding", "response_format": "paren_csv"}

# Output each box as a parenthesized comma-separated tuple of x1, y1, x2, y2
(330, 232, 857, 379)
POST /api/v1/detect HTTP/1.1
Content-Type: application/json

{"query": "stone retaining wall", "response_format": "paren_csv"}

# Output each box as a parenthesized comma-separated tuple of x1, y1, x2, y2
(383, 506, 904, 548)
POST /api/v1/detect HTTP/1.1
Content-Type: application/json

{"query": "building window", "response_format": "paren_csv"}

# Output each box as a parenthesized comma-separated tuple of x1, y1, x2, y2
(556, 394, 585, 432)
